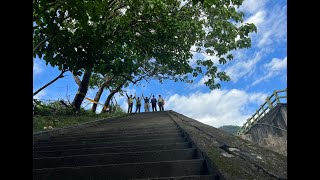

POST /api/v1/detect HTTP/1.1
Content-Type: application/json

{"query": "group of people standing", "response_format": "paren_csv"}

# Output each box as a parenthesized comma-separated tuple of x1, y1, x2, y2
(125, 93, 165, 113)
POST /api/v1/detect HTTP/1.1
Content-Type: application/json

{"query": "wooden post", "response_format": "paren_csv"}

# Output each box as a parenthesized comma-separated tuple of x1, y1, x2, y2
(261, 105, 266, 116)
(266, 96, 273, 109)
(274, 90, 281, 103)
(256, 109, 260, 121)
(285, 88, 287, 101)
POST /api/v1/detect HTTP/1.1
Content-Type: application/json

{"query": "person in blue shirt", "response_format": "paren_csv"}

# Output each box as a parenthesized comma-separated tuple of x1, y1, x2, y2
(150, 95, 157, 112)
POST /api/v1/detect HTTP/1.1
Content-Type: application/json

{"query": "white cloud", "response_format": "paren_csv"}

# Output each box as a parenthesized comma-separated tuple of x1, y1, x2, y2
(188, 1, 286, 85)
(240, 0, 287, 48)
(33, 60, 43, 75)
(265, 56, 287, 71)
(196, 76, 208, 87)
(244, 10, 266, 30)
(34, 90, 47, 99)
(251, 56, 287, 86)
(256, 5, 287, 48)
(165, 89, 268, 127)
(193, 76, 221, 88)
(224, 3, 287, 83)
(189, 51, 220, 68)
(225, 51, 263, 82)
(239, 0, 267, 14)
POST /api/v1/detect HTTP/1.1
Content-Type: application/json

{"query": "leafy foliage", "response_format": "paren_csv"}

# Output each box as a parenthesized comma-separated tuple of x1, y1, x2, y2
(33, 100, 126, 132)
(33, 100, 74, 116)
(34, 0, 257, 89)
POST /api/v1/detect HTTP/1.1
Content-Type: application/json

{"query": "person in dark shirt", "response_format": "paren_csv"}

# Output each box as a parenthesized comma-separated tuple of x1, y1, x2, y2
(135, 96, 142, 113)
(150, 95, 157, 112)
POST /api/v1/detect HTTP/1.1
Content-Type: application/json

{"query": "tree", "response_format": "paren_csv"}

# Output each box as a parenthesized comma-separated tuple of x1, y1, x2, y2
(88, 74, 115, 112)
(71, 69, 92, 111)
(100, 78, 128, 114)
(99, 73, 150, 114)
(34, 0, 257, 110)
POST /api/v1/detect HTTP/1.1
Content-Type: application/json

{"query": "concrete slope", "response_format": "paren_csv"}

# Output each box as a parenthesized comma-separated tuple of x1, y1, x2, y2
(168, 111, 287, 179)
(33, 111, 287, 180)
(33, 112, 215, 180)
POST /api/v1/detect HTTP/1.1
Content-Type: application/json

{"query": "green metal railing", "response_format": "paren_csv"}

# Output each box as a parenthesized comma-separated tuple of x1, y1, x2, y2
(237, 88, 287, 135)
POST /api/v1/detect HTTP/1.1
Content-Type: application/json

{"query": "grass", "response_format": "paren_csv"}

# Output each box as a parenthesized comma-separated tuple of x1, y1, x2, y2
(33, 111, 126, 133)
(33, 101, 126, 133)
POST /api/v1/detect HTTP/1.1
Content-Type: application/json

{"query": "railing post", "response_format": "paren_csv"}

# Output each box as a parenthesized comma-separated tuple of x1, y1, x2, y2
(251, 115, 256, 125)
(256, 109, 260, 121)
(274, 90, 280, 103)
(261, 105, 265, 116)
(266, 96, 273, 109)
(285, 88, 287, 101)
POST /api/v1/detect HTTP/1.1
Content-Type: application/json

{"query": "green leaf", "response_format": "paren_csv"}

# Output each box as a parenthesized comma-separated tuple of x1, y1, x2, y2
(219, 57, 227, 64)
(227, 54, 234, 60)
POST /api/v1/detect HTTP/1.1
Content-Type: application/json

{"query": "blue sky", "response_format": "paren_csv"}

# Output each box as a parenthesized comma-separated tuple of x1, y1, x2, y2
(33, 0, 287, 128)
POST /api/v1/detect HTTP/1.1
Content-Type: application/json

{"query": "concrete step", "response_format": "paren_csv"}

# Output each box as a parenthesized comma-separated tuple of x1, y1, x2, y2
(53, 126, 180, 138)
(45, 129, 181, 142)
(34, 142, 192, 158)
(33, 159, 209, 180)
(34, 148, 196, 169)
(34, 137, 187, 151)
(36, 132, 184, 146)
(133, 175, 215, 180)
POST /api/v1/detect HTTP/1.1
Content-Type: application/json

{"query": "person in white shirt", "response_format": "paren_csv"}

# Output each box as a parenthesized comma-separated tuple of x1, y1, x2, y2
(158, 95, 165, 111)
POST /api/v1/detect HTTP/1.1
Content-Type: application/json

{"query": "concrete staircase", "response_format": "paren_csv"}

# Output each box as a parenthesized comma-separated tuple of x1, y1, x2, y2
(33, 112, 215, 180)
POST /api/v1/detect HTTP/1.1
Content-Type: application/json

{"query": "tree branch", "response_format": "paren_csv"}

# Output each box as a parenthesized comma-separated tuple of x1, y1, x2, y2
(108, 0, 118, 10)
(33, 70, 67, 96)
(102, 75, 116, 87)
(33, 35, 53, 55)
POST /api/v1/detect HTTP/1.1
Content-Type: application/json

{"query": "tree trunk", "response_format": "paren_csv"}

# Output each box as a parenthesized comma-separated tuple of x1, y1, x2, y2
(71, 69, 92, 111)
(72, 74, 81, 86)
(91, 75, 114, 113)
(91, 86, 104, 112)
(100, 81, 126, 114)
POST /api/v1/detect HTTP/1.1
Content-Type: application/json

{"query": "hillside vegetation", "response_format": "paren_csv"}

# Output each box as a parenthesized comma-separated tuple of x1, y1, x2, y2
(33, 100, 125, 133)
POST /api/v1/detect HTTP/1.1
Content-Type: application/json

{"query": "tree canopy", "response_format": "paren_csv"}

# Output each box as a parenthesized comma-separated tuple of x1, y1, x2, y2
(33, 0, 256, 89)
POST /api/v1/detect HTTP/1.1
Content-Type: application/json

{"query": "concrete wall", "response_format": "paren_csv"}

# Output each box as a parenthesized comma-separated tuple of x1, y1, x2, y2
(241, 103, 287, 156)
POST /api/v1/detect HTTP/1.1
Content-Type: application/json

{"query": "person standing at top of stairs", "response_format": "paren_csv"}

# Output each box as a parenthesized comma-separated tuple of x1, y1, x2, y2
(126, 92, 135, 113)
(158, 95, 165, 111)
(135, 96, 142, 113)
(151, 95, 157, 112)
(142, 93, 151, 112)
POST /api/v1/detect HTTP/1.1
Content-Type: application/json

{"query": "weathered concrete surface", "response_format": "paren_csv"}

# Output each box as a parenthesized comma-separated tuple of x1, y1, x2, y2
(241, 103, 287, 156)
(33, 112, 214, 179)
(34, 111, 287, 179)
(33, 114, 130, 143)
(168, 111, 287, 179)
